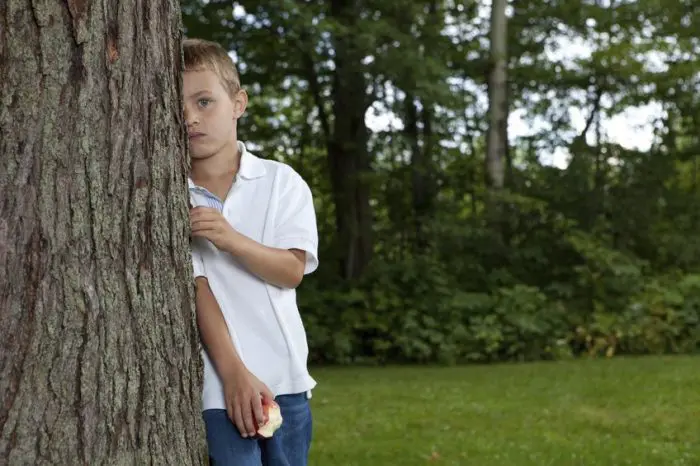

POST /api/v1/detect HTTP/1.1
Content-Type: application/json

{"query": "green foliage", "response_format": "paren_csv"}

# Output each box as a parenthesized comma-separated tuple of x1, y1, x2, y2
(572, 273, 700, 358)
(299, 204, 700, 364)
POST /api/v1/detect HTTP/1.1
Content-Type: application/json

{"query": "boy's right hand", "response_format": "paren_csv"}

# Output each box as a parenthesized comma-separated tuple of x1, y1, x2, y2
(222, 367, 275, 438)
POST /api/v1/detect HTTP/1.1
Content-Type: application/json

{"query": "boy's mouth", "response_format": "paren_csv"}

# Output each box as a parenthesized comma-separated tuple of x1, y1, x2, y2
(189, 132, 205, 139)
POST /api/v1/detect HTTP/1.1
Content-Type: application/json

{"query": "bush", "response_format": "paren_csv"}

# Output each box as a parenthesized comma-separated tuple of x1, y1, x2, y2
(298, 225, 699, 365)
(570, 274, 700, 357)
(300, 259, 573, 365)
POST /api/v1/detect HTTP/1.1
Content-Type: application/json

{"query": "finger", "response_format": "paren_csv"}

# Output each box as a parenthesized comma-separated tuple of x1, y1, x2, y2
(226, 397, 235, 426)
(190, 207, 220, 220)
(190, 213, 217, 225)
(261, 385, 275, 403)
(191, 206, 218, 214)
(241, 395, 257, 437)
(191, 231, 220, 244)
(190, 228, 212, 238)
(233, 400, 247, 438)
(251, 393, 265, 429)
(191, 220, 219, 233)
(191, 215, 221, 226)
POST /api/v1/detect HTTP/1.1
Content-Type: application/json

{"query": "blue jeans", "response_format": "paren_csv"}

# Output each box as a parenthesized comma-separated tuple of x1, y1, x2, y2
(203, 393, 312, 466)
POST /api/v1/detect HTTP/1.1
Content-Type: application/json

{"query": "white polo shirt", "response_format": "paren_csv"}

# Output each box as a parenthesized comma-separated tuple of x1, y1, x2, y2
(190, 141, 318, 411)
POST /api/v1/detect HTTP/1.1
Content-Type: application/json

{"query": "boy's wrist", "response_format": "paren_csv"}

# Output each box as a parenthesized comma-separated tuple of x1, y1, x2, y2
(219, 358, 247, 382)
(222, 229, 242, 256)
(223, 229, 250, 258)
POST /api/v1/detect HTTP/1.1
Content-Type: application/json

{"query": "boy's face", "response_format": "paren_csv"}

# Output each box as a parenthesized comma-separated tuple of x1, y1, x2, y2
(183, 69, 247, 160)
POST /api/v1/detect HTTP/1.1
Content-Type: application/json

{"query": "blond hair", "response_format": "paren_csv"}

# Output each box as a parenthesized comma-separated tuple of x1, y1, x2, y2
(183, 38, 241, 97)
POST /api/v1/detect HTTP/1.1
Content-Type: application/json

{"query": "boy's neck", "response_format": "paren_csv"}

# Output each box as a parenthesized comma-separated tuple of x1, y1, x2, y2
(191, 140, 241, 184)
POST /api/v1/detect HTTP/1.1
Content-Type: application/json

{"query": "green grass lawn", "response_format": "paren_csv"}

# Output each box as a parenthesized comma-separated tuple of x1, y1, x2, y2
(307, 356, 700, 466)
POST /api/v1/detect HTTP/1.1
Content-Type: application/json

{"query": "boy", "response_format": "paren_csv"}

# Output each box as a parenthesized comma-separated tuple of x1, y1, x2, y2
(184, 38, 318, 465)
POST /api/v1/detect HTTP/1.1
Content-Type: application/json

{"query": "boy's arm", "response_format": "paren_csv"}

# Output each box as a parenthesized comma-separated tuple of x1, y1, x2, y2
(221, 235, 307, 289)
(190, 171, 318, 289)
(195, 276, 246, 381)
(189, 222, 306, 288)
(195, 277, 274, 436)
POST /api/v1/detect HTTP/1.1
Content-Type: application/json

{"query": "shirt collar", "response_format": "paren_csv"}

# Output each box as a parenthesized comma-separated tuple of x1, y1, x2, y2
(188, 141, 266, 189)
(236, 141, 266, 180)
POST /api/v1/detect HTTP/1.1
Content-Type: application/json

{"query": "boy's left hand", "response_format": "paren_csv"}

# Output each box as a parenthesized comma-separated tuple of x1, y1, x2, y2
(190, 207, 236, 251)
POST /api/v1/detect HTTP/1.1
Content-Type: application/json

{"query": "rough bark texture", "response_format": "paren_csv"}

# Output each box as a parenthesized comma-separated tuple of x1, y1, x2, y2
(0, 0, 205, 464)
(486, 0, 508, 190)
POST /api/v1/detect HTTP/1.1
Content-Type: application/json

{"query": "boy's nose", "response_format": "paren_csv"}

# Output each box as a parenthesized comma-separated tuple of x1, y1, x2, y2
(185, 113, 199, 127)
(184, 109, 199, 127)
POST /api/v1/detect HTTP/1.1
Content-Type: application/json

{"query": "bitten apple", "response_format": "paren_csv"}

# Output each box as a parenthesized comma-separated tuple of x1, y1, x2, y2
(256, 400, 283, 438)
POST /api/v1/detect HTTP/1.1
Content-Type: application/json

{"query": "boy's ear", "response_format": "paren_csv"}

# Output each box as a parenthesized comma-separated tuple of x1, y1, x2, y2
(233, 89, 248, 119)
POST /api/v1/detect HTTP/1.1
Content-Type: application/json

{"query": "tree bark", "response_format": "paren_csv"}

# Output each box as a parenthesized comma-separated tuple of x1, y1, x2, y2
(0, 1, 205, 464)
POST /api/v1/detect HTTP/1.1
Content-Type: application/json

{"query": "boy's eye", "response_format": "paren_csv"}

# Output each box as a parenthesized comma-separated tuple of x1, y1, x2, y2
(198, 98, 211, 108)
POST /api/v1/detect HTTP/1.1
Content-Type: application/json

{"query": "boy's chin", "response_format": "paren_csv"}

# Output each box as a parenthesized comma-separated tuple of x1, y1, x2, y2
(189, 140, 234, 161)
(189, 150, 217, 160)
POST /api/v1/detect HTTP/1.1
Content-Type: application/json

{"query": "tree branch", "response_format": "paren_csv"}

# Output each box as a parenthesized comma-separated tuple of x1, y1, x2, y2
(577, 85, 603, 144)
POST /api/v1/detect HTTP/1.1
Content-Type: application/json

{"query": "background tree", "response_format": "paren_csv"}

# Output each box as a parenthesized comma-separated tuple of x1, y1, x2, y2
(0, 1, 205, 463)
(486, 0, 508, 191)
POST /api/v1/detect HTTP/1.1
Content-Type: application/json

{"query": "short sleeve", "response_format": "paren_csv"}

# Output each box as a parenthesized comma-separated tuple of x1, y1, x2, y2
(274, 171, 319, 275)
(192, 245, 207, 278)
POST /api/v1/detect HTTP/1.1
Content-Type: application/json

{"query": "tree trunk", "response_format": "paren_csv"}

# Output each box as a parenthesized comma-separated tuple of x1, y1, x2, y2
(406, 95, 435, 250)
(486, 0, 508, 190)
(329, 0, 373, 280)
(404, 93, 421, 241)
(0, 1, 205, 464)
